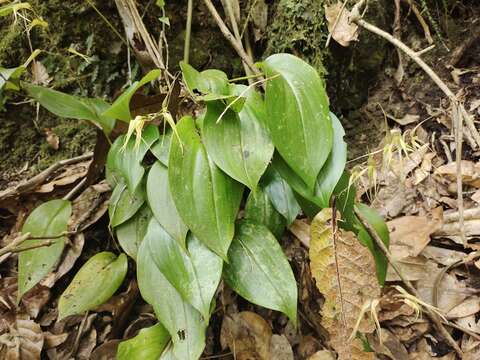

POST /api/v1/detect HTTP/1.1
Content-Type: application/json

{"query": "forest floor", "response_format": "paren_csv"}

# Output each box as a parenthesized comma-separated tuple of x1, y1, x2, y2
(1, 0, 480, 359)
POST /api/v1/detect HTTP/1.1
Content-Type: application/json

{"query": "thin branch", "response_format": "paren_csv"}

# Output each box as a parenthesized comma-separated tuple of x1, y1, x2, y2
(202, 0, 261, 77)
(0, 152, 93, 202)
(354, 208, 463, 357)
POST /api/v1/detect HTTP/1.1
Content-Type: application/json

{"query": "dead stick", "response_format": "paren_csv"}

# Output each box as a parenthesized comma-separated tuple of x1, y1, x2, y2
(0, 152, 93, 202)
(354, 209, 464, 357)
(351, 12, 469, 246)
(203, 0, 261, 77)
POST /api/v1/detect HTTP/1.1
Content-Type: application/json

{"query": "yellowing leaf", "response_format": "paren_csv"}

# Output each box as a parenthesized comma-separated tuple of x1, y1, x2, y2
(310, 209, 379, 360)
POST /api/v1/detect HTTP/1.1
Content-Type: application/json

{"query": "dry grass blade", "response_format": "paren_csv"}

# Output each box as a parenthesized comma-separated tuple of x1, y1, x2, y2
(309, 208, 380, 359)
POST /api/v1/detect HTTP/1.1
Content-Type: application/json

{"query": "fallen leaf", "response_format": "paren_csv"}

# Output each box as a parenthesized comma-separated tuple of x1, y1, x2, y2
(387, 208, 443, 257)
(45, 128, 60, 150)
(435, 160, 480, 188)
(308, 350, 336, 360)
(31, 61, 51, 85)
(367, 328, 409, 360)
(325, 2, 358, 47)
(35, 161, 90, 193)
(391, 113, 420, 126)
(289, 218, 310, 247)
(310, 208, 379, 359)
(220, 311, 272, 360)
(270, 334, 294, 360)
(446, 296, 480, 319)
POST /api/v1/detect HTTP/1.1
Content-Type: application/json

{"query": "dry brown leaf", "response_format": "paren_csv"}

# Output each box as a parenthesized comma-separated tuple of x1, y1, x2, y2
(289, 218, 310, 247)
(446, 296, 480, 319)
(310, 208, 379, 360)
(220, 311, 272, 360)
(307, 350, 336, 360)
(367, 328, 409, 360)
(270, 334, 294, 360)
(387, 208, 443, 257)
(12, 318, 44, 360)
(435, 160, 480, 188)
(325, 2, 358, 47)
(31, 61, 51, 85)
(44, 128, 60, 150)
(35, 161, 90, 193)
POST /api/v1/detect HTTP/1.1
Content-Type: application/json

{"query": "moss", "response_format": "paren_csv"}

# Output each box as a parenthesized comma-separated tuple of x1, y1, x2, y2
(265, 0, 329, 76)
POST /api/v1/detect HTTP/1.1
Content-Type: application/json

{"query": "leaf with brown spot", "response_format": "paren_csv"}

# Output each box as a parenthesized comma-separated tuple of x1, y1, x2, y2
(310, 208, 379, 360)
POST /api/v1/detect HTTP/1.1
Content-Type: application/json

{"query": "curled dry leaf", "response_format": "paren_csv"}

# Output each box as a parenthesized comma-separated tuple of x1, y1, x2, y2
(387, 207, 443, 257)
(325, 2, 358, 47)
(220, 311, 272, 360)
(44, 128, 60, 150)
(35, 161, 91, 193)
(435, 160, 480, 188)
(310, 208, 380, 360)
(0, 318, 44, 360)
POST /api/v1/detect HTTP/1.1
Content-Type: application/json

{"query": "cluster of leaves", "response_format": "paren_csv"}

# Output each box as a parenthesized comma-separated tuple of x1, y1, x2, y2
(14, 53, 390, 359)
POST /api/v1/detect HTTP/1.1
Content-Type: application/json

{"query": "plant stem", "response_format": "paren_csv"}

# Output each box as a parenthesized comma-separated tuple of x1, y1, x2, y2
(184, 0, 193, 64)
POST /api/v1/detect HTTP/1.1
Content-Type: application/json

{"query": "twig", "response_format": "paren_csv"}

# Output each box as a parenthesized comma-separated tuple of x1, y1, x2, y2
(0, 152, 93, 202)
(222, 0, 253, 81)
(350, 10, 473, 246)
(202, 0, 261, 77)
(63, 177, 87, 201)
(184, 0, 193, 63)
(354, 208, 464, 357)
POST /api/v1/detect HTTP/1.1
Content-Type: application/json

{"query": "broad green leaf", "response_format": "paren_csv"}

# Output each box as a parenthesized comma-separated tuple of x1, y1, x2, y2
(262, 167, 301, 225)
(203, 85, 274, 190)
(23, 83, 116, 135)
(169, 116, 244, 260)
(18, 199, 71, 301)
(147, 161, 188, 247)
(150, 129, 173, 166)
(117, 323, 170, 360)
(334, 171, 356, 230)
(146, 219, 222, 319)
(244, 188, 285, 239)
(102, 69, 161, 122)
(316, 113, 347, 208)
(355, 204, 390, 286)
(224, 221, 297, 323)
(116, 205, 152, 260)
(58, 252, 127, 320)
(137, 237, 206, 360)
(106, 124, 159, 193)
(109, 182, 146, 227)
(261, 53, 333, 190)
(1, 66, 25, 92)
(180, 62, 229, 96)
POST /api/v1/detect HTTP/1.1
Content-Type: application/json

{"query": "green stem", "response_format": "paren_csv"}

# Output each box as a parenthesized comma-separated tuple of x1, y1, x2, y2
(184, 0, 193, 64)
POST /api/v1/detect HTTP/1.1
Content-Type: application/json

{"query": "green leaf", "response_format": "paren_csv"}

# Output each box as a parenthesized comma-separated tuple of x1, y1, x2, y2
(316, 113, 347, 208)
(156, 0, 165, 9)
(150, 129, 172, 166)
(202, 85, 274, 190)
(18, 199, 71, 301)
(146, 219, 222, 319)
(106, 124, 159, 193)
(262, 167, 301, 225)
(147, 161, 188, 248)
(0, 2, 31, 17)
(58, 252, 127, 320)
(334, 171, 357, 230)
(261, 53, 333, 190)
(180, 62, 230, 96)
(117, 323, 170, 360)
(109, 182, 146, 227)
(1, 66, 25, 92)
(23, 83, 116, 135)
(355, 204, 390, 286)
(245, 188, 285, 239)
(137, 237, 206, 360)
(169, 116, 244, 260)
(116, 205, 152, 260)
(224, 221, 298, 323)
(159, 16, 170, 26)
(102, 69, 161, 122)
